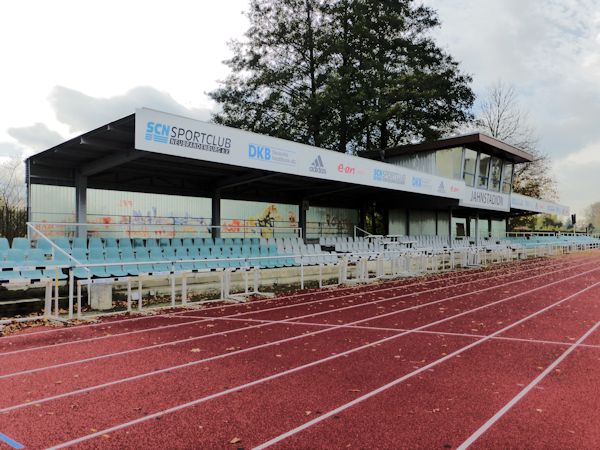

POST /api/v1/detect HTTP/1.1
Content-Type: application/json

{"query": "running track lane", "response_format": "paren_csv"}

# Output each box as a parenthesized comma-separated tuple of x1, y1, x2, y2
(249, 291, 600, 449)
(0, 254, 589, 376)
(5, 260, 600, 445)
(467, 330, 600, 449)
(0, 255, 597, 411)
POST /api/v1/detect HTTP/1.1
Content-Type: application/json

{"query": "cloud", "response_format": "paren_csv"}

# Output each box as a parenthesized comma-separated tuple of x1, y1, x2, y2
(0, 142, 24, 159)
(7, 122, 64, 151)
(49, 86, 214, 133)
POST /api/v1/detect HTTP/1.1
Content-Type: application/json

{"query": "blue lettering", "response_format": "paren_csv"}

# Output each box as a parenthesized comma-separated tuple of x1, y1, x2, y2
(248, 144, 271, 160)
(146, 122, 155, 133)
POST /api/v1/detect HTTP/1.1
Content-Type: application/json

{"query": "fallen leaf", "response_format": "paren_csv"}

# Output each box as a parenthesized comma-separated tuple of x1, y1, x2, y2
(190, 348, 201, 353)
(230, 437, 242, 444)
(305, 411, 312, 416)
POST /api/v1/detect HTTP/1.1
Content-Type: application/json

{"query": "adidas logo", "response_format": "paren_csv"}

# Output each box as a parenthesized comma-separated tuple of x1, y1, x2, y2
(309, 155, 326, 174)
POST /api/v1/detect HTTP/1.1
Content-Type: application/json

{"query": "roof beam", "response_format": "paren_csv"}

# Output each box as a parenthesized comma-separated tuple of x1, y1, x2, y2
(80, 150, 144, 176)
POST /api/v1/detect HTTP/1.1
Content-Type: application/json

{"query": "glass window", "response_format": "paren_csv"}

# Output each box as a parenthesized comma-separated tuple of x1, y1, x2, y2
(435, 147, 463, 180)
(490, 157, 502, 191)
(463, 148, 477, 187)
(477, 153, 491, 188)
(501, 163, 513, 194)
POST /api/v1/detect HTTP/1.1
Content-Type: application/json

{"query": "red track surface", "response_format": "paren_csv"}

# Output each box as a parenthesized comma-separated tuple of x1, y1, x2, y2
(1, 253, 600, 449)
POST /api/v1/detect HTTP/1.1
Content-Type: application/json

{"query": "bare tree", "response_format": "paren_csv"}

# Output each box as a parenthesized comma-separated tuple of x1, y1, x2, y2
(584, 201, 600, 230)
(0, 158, 27, 241)
(476, 81, 557, 201)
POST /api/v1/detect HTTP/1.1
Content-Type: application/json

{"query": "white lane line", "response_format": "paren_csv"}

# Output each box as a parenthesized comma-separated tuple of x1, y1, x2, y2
(251, 284, 600, 450)
(1, 258, 593, 379)
(196, 315, 600, 350)
(45, 278, 600, 450)
(0, 253, 579, 359)
(0, 255, 564, 344)
(456, 320, 600, 450)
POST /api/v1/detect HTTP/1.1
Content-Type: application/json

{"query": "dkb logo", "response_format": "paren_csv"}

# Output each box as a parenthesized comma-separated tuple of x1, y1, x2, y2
(248, 144, 271, 161)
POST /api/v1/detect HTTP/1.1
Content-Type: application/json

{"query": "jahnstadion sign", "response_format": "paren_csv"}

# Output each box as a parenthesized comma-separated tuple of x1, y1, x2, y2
(134, 108, 569, 215)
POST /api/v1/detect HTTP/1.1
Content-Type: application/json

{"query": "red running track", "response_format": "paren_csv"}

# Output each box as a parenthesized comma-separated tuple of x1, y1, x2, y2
(0, 252, 599, 449)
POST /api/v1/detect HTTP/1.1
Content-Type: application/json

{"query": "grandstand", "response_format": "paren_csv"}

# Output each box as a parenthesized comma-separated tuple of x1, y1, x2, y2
(1, 108, 594, 322)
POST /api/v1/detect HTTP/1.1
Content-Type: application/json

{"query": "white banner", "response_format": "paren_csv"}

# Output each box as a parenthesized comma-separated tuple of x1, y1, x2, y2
(510, 193, 570, 216)
(134, 108, 465, 200)
(459, 186, 511, 212)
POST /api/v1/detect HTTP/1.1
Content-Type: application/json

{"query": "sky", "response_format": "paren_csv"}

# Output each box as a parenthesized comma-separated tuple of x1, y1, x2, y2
(1, 0, 599, 215)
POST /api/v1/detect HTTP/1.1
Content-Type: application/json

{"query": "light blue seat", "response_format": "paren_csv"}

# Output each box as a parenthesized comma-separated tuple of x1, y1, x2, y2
(208, 247, 222, 269)
(193, 237, 206, 248)
(171, 238, 183, 248)
(150, 248, 171, 273)
(214, 238, 224, 246)
(132, 238, 145, 248)
(120, 248, 139, 276)
(0, 238, 8, 253)
(35, 239, 53, 254)
(21, 249, 47, 280)
(52, 237, 71, 252)
(11, 238, 30, 251)
(187, 247, 200, 259)
(174, 248, 194, 271)
(163, 247, 177, 260)
(223, 238, 234, 246)
(71, 249, 92, 279)
(104, 238, 118, 248)
(145, 238, 158, 249)
(159, 238, 171, 248)
(105, 248, 129, 277)
(233, 238, 242, 246)
(72, 238, 87, 251)
(87, 248, 112, 278)
(43, 250, 69, 280)
(118, 238, 133, 250)
(134, 249, 152, 274)
(260, 246, 275, 268)
(249, 246, 261, 267)
(182, 238, 193, 248)
(89, 237, 104, 251)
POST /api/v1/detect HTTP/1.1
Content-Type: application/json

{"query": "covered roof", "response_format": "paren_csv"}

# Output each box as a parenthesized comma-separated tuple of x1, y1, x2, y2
(26, 108, 567, 216)
(25, 112, 457, 211)
(382, 133, 534, 164)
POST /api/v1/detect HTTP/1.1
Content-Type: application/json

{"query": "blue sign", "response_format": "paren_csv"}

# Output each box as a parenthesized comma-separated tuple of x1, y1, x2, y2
(145, 121, 170, 144)
(248, 144, 271, 161)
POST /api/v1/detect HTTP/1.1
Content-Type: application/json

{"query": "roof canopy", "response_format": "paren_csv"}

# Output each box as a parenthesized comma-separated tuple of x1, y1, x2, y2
(383, 133, 534, 164)
(26, 109, 566, 216)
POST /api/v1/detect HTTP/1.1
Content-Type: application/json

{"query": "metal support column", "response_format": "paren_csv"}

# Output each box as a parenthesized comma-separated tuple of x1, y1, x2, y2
(448, 207, 453, 247)
(299, 199, 308, 241)
(75, 172, 87, 238)
(211, 190, 221, 240)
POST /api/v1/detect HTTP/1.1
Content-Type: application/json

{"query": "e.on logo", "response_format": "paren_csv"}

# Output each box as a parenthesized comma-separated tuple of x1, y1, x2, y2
(337, 163, 356, 175)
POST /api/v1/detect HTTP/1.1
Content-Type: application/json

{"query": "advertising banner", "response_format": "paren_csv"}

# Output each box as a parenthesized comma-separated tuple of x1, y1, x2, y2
(510, 193, 570, 216)
(134, 108, 465, 200)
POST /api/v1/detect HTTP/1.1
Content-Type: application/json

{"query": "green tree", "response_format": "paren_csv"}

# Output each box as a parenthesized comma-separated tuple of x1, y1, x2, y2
(210, 0, 474, 153)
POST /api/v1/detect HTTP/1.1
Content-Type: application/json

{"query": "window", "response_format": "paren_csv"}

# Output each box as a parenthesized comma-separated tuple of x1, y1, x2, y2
(489, 157, 502, 191)
(501, 163, 513, 194)
(436, 147, 463, 179)
(477, 153, 491, 188)
(463, 149, 477, 187)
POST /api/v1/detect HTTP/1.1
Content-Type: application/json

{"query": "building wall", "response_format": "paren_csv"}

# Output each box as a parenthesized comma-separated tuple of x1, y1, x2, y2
(29, 185, 358, 238)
